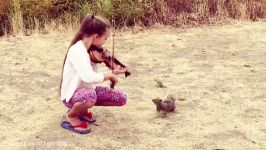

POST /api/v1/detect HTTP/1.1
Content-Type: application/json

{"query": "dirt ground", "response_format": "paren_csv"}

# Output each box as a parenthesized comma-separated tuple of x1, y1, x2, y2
(0, 21, 266, 150)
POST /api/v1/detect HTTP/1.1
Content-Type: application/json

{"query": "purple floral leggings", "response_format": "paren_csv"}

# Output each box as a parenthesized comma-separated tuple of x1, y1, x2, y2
(63, 86, 127, 109)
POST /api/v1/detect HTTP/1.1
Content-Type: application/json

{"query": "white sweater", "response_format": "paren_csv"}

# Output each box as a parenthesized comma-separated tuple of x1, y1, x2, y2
(60, 40, 104, 102)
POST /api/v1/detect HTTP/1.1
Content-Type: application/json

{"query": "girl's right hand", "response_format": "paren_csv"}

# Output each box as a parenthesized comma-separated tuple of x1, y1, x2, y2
(109, 74, 118, 86)
(104, 73, 118, 85)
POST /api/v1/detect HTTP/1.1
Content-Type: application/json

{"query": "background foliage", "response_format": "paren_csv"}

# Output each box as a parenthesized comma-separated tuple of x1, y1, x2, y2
(0, 0, 265, 35)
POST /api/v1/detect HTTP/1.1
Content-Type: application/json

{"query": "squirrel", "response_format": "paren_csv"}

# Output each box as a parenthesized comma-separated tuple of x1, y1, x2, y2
(152, 94, 176, 116)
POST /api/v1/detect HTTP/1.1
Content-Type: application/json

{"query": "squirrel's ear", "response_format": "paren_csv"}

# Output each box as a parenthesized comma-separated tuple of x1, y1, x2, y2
(167, 94, 176, 101)
(152, 98, 162, 103)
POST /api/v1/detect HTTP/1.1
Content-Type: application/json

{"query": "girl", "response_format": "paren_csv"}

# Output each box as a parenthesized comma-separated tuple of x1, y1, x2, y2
(60, 15, 128, 134)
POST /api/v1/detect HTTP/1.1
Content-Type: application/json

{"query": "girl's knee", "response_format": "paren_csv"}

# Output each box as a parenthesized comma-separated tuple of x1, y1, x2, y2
(118, 91, 126, 98)
(117, 93, 127, 106)
(118, 101, 126, 106)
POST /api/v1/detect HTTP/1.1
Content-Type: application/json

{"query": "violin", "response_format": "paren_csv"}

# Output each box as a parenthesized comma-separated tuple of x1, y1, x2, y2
(89, 45, 131, 88)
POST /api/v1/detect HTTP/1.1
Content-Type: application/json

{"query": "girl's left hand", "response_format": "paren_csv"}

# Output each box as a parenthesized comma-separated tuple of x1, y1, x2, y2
(113, 66, 128, 75)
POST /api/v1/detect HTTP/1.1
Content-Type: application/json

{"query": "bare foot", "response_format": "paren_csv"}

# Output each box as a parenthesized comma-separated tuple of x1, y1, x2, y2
(66, 114, 89, 131)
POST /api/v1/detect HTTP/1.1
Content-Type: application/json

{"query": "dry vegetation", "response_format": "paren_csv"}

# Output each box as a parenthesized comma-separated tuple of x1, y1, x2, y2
(0, 0, 266, 35)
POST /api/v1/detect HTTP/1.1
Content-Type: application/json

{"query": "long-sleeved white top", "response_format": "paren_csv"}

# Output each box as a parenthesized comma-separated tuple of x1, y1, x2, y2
(60, 40, 104, 102)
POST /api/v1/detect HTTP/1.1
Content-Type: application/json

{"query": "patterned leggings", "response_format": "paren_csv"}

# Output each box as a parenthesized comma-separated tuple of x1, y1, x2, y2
(63, 86, 127, 109)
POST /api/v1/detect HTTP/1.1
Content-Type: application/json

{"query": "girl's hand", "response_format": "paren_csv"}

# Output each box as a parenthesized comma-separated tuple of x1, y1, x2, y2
(104, 73, 118, 85)
(109, 74, 118, 86)
(113, 66, 128, 75)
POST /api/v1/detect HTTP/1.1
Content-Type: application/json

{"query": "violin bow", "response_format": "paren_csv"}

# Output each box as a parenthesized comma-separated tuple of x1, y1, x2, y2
(110, 20, 115, 88)
(111, 20, 115, 72)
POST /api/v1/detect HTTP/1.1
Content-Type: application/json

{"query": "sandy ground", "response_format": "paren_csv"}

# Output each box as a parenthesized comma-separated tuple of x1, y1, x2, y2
(0, 21, 266, 150)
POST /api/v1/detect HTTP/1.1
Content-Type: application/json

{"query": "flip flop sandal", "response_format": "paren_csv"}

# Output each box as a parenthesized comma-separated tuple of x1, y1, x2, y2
(61, 121, 91, 134)
(79, 112, 96, 123)
(66, 110, 96, 123)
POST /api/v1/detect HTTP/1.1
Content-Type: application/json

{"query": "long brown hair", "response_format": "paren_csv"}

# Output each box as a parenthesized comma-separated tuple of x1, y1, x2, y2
(59, 15, 111, 94)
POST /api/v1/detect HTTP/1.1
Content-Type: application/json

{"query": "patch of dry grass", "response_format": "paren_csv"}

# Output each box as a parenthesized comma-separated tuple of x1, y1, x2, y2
(0, 21, 266, 149)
